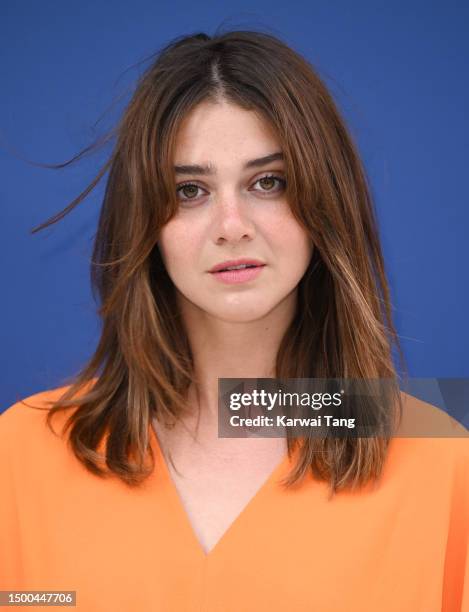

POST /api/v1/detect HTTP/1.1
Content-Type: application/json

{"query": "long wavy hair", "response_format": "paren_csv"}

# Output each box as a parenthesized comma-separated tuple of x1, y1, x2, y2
(28, 28, 405, 495)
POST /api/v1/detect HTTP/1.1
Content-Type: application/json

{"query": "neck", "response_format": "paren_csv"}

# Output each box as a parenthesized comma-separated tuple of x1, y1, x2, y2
(177, 289, 298, 427)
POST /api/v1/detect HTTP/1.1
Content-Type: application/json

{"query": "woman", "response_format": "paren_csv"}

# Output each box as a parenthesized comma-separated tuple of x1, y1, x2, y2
(0, 30, 467, 611)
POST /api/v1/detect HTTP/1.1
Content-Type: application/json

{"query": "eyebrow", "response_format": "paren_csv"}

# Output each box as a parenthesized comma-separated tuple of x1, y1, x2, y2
(174, 151, 284, 175)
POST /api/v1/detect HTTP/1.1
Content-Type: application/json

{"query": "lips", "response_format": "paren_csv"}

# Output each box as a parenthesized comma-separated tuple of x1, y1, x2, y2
(209, 258, 266, 273)
(209, 263, 265, 285)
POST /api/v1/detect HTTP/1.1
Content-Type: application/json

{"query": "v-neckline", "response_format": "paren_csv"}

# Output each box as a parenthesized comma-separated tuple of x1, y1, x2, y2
(148, 423, 292, 561)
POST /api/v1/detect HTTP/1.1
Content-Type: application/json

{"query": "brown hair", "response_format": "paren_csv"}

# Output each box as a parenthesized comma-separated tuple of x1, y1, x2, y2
(28, 28, 405, 495)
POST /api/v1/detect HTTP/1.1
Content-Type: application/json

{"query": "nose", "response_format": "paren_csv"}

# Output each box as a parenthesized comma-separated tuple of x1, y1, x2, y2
(211, 193, 256, 245)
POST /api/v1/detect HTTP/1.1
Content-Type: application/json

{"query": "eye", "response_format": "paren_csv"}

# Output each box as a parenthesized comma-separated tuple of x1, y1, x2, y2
(175, 173, 287, 205)
(176, 182, 207, 202)
(251, 173, 287, 194)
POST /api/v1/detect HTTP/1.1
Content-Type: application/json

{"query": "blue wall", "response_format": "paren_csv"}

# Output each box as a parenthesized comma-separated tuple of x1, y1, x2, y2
(1, 1, 468, 410)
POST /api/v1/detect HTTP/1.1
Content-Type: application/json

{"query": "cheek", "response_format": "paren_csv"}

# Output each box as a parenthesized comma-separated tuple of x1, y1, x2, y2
(261, 204, 310, 245)
(159, 221, 194, 271)
(269, 216, 313, 263)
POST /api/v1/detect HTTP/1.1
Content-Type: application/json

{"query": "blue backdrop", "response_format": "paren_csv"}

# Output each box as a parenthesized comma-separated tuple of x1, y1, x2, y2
(1, 1, 468, 411)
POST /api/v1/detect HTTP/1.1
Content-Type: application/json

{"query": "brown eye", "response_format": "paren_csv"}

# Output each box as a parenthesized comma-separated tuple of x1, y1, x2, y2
(253, 174, 286, 194)
(259, 176, 276, 190)
(176, 182, 205, 202)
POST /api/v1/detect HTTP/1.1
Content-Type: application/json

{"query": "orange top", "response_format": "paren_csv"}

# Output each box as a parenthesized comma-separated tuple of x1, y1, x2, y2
(0, 385, 468, 612)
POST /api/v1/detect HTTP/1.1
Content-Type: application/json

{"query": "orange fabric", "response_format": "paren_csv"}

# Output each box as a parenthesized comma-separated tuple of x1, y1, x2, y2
(0, 385, 468, 611)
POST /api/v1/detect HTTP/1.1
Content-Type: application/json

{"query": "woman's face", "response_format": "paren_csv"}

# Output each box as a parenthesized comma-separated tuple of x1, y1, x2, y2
(158, 99, 314, 323)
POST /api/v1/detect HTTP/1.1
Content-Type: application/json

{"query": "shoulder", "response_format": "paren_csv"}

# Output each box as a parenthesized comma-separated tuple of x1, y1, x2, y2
(0, 387, 68, 485)
(386, 390, 469, 480)
(398, 389, 468, 437)
(0, 382, 94, 463)
(0, 385, 73, 437)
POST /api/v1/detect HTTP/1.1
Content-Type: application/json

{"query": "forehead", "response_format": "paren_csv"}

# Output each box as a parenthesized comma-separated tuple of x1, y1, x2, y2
(173, 100, 281, 164)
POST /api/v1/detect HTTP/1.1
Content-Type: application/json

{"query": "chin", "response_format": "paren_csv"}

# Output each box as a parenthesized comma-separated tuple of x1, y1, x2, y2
(210, 303, 275, 324)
